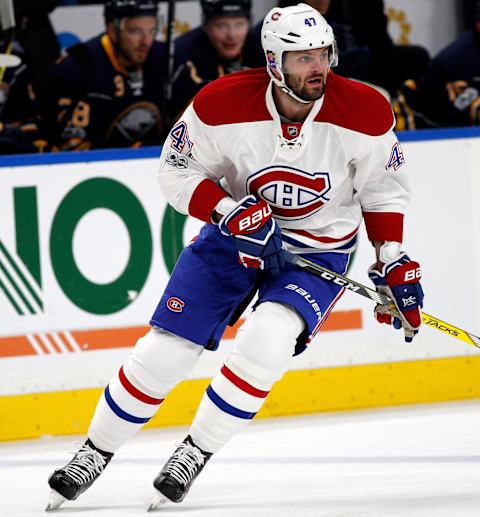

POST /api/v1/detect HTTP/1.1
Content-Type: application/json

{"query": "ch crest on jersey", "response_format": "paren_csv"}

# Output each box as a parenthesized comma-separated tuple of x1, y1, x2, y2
(247, 165, 331, 220)
(386, 141, 405, 171)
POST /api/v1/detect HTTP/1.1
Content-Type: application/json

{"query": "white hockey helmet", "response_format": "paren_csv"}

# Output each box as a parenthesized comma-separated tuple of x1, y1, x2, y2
(261, 3, 337, 103)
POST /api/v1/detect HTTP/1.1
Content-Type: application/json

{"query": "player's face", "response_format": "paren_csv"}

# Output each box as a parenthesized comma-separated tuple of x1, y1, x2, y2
(283, 48, 330, 101)
(117, 16, 158, 66)
(204, 16, 249, 61)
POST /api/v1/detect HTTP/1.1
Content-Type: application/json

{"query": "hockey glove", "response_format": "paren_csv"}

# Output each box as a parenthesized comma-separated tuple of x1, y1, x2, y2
(219, 195, 284, 276)
(368, 251, 424, 342)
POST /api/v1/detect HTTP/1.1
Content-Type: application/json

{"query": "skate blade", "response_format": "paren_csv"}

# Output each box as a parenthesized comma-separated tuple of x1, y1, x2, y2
(45, 489, 67, 511)
(147, 491, 170, 511)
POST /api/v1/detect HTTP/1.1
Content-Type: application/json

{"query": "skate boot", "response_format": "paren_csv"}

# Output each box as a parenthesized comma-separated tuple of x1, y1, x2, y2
(148, 436, 212, 510)
(46, 439, 113, 511)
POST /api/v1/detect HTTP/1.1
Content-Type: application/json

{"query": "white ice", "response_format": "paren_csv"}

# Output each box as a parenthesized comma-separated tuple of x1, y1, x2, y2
(2, 400, 480, 516)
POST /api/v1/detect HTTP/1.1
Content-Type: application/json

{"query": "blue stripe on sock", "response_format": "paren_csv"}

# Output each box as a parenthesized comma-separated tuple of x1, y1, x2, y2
(206, 385, 256, 420)
(104, 385, 150, 424)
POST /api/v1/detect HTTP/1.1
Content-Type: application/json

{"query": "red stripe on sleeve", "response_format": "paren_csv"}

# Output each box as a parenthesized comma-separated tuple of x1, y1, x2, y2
(119, 366, 164, 405)
(363, 212, 404, 242)
(221, 365, 269, 398)
(188, 179, 228, 222)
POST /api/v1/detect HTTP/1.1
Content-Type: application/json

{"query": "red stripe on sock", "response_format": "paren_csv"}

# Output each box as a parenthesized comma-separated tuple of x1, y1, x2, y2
(118, 366, 164, 405)
(221, 365, 269, 398)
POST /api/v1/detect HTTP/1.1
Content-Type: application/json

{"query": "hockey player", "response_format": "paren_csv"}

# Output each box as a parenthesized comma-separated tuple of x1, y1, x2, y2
(46, 3, 424, 511)
(168, 0, 252, 121)
(394, 25, 480, 129)
(43, 0, 164, 151)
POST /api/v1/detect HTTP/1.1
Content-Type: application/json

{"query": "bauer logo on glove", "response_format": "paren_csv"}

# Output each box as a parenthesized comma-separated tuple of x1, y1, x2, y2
(218, 195, 284, 276)
(368, 243, 424, 343)
(232, 203, 273, 234)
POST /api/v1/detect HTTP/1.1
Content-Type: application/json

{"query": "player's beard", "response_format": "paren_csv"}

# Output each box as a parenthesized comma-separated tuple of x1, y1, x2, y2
(117, 43, 149, 69)
(284, 73, 326, 102)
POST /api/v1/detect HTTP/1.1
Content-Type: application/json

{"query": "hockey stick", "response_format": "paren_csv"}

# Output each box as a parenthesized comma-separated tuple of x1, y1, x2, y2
(163, 0, 176, 130)
(283, 249, 480, 349)
(0, 0, 16, 82)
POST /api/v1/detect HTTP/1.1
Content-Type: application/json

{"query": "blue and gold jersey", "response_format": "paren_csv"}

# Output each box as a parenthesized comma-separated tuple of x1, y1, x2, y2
(45, 33, 165, 150)
(170, 27, 250, 120)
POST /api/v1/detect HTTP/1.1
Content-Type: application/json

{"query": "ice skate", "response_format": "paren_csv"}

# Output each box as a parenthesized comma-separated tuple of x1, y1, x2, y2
(46, 439, 113, 511)
(148, 436, 212, 510)
(45, 489, 66, 512)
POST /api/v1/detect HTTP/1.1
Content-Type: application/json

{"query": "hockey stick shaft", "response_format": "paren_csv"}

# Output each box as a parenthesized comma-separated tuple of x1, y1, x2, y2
(163, 0, 176, 129)
(283, 250, 480, 349)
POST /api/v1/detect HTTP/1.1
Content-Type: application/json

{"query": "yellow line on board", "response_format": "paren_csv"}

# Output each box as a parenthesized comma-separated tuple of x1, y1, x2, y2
(2, 355, 480, 442)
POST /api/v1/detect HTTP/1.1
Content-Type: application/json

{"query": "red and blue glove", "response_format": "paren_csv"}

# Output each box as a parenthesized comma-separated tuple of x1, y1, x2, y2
(219, 195, 284, 276)
(368, 252, 424, 342)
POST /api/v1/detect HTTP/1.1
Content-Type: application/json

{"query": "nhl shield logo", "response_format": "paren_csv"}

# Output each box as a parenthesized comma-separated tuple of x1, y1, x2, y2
(247, 165, 331, 220)
(287, 125, 298, 137)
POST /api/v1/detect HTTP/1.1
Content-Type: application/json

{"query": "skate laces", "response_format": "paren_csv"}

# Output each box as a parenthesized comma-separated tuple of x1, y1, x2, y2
(163, 442, 207, 486)
(62, 443, 108, 485)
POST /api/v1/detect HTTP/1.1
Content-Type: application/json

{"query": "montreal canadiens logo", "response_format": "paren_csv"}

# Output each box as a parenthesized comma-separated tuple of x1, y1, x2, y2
(247, 165, 331, 220)
(167, 297, 185, 313)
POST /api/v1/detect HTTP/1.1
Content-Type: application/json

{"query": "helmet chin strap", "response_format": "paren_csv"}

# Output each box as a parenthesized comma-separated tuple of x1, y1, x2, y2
(266, 66, 319, 105)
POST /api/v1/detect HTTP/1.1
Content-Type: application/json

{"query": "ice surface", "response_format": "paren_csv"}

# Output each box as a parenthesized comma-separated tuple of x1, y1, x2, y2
(1, 400, 480, 516)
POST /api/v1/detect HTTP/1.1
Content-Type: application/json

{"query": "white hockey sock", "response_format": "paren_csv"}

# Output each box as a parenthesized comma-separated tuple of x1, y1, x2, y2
(88, 364, 165, 454)
(189, 362, 271, 453)
(88, 327, 203, 453)
(189, 302, 304, 453)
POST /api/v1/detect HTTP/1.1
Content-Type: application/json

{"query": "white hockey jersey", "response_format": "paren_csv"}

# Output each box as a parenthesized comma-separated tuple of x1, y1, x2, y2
(158, 68, 410, 254)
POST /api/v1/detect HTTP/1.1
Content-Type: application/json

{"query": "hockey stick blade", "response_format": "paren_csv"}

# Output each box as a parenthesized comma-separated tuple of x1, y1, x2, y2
(283, 250, 480, 349)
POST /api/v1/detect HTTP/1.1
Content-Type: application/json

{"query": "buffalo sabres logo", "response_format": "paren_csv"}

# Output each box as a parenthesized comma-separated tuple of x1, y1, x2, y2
(247, 165, 331, 220)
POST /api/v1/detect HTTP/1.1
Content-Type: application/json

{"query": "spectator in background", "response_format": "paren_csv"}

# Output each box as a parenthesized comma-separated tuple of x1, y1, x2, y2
(246, 0, 429, 97)
(44, 0, 165, 151)
(168, 0, 252, 121)
(393, 14, 480, 130)
(0, 52, 47, 153)
(13, 0, 60, 100)
(325, 0, 430, 96)
(462, 0, 480, 30)
(244, 0, 371, 83)
(0, 0, 60, 154)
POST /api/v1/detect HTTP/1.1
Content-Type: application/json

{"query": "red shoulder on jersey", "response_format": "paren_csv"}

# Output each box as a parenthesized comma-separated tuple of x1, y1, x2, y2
(317, 73, 394, 136)
(193, 68, 272, 126)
